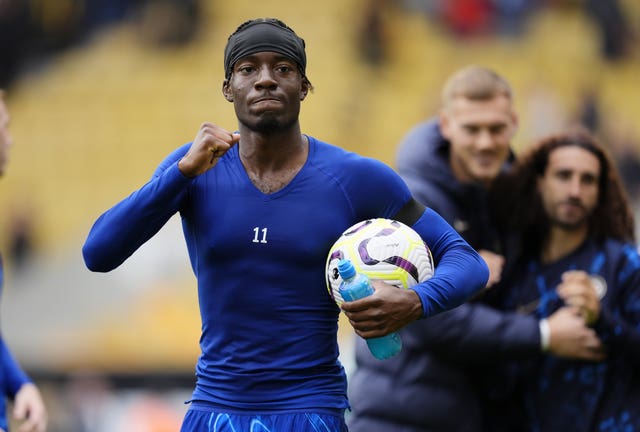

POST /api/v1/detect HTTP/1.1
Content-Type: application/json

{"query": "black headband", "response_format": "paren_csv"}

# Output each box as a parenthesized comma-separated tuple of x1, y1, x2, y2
(223, 20, 307, 79)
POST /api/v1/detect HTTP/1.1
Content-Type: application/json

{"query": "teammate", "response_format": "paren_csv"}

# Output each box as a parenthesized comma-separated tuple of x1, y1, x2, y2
(347, 66, 604, 431)
(82, 18, 489, 431)
(495, 130, 640, 431)
(0, 91, 48, 432)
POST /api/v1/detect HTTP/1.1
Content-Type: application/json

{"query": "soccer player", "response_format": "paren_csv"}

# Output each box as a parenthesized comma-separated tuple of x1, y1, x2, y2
(82, 18, 489, 431)
(495, 130, 640, 431)
(347, 66, 604, 431)
(0, 91, 48, 432)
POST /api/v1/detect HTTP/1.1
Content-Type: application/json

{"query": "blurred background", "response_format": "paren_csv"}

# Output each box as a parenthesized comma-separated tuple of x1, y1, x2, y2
(1, 0, 639, 430)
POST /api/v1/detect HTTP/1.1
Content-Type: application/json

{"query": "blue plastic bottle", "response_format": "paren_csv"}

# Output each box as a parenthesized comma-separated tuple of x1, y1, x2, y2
(337, 258, 402, 360)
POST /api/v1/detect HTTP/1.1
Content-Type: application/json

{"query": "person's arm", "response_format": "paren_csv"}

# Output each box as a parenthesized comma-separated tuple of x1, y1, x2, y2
(341, 205, 489, 338)
(0, 338, 47, 432)
(83, 124, 239, 272)
(82, 160, 193, 272)
(0, 337, 30, 398)
(408, 206, 489, 316)
(403, 303, 541, 363)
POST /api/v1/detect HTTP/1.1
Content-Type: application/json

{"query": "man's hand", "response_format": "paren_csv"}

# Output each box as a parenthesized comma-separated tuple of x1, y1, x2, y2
(178, 122, 240, 177)
(340, 280, 423, 339)
(547, 307, 605, 361)
(557, 270, 601, 325)
(13, 382, 47, 432)
(478, 249, 505, 289)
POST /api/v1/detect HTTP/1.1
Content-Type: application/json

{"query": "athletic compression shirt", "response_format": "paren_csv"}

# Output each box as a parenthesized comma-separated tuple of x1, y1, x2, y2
(83, 136, 487, 411)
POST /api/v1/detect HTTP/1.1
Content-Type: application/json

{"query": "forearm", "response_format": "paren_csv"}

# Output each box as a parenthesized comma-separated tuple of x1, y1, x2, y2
(0, 338, 30, 398)
(410, 208, 489, 317)
(83, 162, 191, 272)
(405, 302, 541, 362)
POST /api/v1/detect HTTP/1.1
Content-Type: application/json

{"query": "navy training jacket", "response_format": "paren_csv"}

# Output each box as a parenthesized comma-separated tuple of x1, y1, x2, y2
(347, 119, 537, 431)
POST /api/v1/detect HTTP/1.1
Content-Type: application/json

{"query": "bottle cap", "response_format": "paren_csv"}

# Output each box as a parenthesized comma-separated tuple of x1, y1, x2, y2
(337, 259, 356, 279)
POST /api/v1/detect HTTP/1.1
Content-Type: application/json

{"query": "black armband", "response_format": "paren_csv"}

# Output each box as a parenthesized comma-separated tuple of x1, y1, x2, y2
(392, 198, 426, 227)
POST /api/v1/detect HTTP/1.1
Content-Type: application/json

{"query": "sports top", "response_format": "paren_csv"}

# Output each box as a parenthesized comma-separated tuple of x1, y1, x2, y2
(83, 136, 487, 411)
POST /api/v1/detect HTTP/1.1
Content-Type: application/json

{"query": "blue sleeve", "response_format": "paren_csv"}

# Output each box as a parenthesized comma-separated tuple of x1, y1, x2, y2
(82, 147, 193, 272)
(0, 337, 31, 398)
(410, 207, 489, 317)
(594, 246, 640, 364)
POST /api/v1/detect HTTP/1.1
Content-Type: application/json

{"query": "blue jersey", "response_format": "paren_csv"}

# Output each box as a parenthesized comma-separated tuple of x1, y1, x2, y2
(502, 239, 640, 431)
(83, 136, 487, 412)
(0, 256, 32, 431)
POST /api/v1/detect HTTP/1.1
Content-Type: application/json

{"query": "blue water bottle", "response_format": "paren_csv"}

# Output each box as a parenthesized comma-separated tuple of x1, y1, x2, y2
(337, 258, 402, 360)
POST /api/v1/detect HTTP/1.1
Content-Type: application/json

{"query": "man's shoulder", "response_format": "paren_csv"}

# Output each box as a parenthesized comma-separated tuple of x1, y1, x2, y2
(397, 119, 449, 172)
(310, 136, 391, 171)
(398, 119, 443, 148)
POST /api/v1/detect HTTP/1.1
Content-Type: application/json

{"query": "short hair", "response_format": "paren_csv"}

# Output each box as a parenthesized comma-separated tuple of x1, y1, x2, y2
(441, 66, 513, 106)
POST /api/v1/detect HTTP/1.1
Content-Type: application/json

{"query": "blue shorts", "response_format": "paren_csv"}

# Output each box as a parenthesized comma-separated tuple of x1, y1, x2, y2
(180, 407, 348, 432)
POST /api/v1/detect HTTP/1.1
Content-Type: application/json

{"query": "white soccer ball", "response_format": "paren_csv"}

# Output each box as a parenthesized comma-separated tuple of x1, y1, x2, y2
(326, 218, 435, 306)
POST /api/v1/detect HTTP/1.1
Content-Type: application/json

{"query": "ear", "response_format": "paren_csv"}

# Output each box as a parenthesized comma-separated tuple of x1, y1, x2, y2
(222, 79, 233, 102)
(509, 109, 519, 132)
(300, 80, 310, 101)
(438, 109, 452, 139)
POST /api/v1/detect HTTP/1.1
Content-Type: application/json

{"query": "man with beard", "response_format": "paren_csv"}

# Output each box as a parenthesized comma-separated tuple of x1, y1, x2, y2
(82, 18, 489, 432)
(496, 130, 640, 431)
(348, 67, 603, 432)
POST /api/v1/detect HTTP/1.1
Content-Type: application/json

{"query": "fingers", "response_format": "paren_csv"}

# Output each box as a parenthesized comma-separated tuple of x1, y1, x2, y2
(547, 307, 607, 361)
(342, 281, 421, 338)
(18, 416, 46, 432)
(478, 250, 505, 288)
(557, 270, 600, 325)
(341, 286, 386, 336)
(13, 384, 47, 432)
(178, 124, 240, 177)
(578, 329, 607, 361)
(207, 131, 241, 163)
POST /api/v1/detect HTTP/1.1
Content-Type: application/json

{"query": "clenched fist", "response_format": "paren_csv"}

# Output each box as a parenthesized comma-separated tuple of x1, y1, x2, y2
(178, 122, 240, 177)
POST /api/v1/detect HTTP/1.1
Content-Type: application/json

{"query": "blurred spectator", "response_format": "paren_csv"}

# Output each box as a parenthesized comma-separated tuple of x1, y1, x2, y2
(522, 81, 567, 142)
(574, 89, 640, 209)
(583, 0, 633, 62)
(357, 0, 387, 67)
(0, 0, 198, 88)
(491, 0, 538, 37)
(135, 0, 201, 47)
(0, 0, 31, 88)
(603, 118, 640, 209)
(6, 207, 36, 273)
(577, 87, 602, 134)
(441, 0, 493, 36)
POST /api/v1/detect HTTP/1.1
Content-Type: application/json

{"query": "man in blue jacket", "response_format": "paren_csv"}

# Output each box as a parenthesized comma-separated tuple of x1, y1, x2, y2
(347, 66, 604, 431)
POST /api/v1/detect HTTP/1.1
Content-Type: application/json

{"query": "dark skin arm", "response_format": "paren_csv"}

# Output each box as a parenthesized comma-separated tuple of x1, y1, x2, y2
(340, 198, 425, 338)
(341, 280, 423, 338)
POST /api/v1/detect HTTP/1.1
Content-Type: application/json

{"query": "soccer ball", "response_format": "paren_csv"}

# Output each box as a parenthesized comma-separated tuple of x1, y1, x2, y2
(326, 218, 435, 306)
